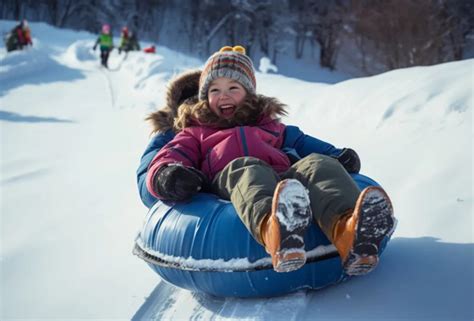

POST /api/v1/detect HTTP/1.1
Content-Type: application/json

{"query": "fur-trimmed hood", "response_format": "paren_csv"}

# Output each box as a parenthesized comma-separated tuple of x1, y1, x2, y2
(146, 70, 201, 133)
(146, 70, 287, 133)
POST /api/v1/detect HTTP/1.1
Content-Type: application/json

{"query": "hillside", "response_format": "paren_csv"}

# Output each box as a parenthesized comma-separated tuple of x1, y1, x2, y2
(1, 21, 472, 321)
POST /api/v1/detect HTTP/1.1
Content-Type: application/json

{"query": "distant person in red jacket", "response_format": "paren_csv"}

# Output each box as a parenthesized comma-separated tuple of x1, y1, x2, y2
(118, 27, 140, 54)
(16, 19, 32, 48)
(5, 19, 32, 52)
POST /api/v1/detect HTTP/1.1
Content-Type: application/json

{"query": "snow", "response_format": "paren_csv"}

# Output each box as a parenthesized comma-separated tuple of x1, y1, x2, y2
(1, 20, 473, 321)
(135, 236, 273, 272)
(274, 179, 311, 232)
(258, 57, 278, 74)
(136, 236, 338, 274)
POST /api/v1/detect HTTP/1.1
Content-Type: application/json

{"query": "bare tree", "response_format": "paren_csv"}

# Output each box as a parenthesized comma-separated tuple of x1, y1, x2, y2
(177, 0, 233, 56)
(0, 0, 33, 21)
(439, 0, 474, 61)
(311, 0, 346, 70)
(347, 0, 466, 73)
(287, 0, 346, 69)
(255, 0, 290, 64)
(2, 0, 472, 76)
(289, 1, 313, 59)
(109, 0, 166, 41)
(43, 0, 94, 28)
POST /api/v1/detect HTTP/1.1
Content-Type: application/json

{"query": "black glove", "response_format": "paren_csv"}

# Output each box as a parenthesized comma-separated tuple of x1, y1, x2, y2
(335, 148, 361, 173)
(154, 164, 206, 201)
(93, 45, 97, 51)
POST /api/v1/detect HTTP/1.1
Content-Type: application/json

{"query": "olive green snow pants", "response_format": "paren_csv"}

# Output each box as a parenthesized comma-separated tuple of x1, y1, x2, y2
(211, 154, 361, 245)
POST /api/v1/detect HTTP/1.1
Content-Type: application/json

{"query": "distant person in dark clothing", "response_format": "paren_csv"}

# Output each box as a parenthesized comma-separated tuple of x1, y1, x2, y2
(128, 31, 140, 51)
(118, 26, 140, 54)
(5, 19, 32, 52)
(93, 24, 114, 68)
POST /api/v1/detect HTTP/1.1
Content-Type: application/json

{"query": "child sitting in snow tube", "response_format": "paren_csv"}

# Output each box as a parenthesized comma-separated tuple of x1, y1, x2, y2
(135, 46, 396, 297)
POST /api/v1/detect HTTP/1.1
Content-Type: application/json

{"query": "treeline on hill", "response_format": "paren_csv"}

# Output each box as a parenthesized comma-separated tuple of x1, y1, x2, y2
(1, 0, 473, 75)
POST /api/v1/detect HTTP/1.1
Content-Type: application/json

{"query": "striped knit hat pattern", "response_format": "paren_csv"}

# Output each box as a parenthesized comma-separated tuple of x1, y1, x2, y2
(198, 45, 256, 101)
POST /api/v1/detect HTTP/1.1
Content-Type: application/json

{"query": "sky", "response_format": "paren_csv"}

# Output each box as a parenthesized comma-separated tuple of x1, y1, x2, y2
(0, 20, 473, 321)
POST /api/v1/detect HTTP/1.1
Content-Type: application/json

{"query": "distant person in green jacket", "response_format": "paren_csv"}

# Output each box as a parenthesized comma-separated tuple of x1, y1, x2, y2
(93, 24, 113, 68)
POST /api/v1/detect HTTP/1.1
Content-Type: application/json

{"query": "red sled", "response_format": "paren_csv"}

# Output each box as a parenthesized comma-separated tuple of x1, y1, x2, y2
(143, 45, 156, 54)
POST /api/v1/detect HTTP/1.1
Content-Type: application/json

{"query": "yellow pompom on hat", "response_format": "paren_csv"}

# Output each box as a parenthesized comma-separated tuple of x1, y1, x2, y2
(198, 45, 256, 101)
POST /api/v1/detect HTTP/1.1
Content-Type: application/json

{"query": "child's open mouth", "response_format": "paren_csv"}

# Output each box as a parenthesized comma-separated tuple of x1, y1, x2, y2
(219, 104, 236, 117)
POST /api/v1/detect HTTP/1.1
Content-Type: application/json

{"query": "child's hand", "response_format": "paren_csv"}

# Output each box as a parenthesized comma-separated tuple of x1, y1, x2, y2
(154, 164, 206, 201)
(335, 148, 361, 173)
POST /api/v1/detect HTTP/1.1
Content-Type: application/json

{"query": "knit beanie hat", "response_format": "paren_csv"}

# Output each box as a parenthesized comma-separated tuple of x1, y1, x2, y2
(198, 45, 256, 101)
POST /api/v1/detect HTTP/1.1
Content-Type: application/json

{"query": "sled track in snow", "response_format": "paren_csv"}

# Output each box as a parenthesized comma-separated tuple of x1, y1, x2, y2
(131, 281, 313, 320)
(100, 68, 116, 109)
(108, 51, 128, 71)
(99, 52, 129, 110)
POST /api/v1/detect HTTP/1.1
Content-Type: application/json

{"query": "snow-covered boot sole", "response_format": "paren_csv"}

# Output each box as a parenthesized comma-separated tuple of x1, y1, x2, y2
(344, 186, 395, 276)
(271, 179, 312, 273)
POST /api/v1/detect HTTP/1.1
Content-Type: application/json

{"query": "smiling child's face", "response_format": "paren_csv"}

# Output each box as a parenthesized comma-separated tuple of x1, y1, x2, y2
(208, 77, 247, 119)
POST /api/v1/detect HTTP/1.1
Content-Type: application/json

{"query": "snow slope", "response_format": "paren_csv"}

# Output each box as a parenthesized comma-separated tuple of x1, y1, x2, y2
(1, 21, 473, 321)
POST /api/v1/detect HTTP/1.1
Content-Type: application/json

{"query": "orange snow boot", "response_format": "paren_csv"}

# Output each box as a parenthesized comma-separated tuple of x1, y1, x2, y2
(332, 186, 396, 276)
(261, 179, 312, 272)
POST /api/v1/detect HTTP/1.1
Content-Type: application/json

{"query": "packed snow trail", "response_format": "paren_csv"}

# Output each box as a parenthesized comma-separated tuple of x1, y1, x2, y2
(100, 67, 118, 109)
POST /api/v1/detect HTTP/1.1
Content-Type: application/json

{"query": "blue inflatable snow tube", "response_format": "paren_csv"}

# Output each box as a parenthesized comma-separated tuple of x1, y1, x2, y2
(135, 173, 391, 298)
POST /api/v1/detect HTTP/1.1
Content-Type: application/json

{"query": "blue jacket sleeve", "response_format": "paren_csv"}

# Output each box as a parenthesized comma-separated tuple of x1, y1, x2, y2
(282, 125, 342, 162)
(136, 130, 175, 208)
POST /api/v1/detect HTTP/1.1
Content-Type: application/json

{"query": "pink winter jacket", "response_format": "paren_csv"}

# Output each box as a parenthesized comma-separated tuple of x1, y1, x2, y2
(146, 117, 291, 199)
